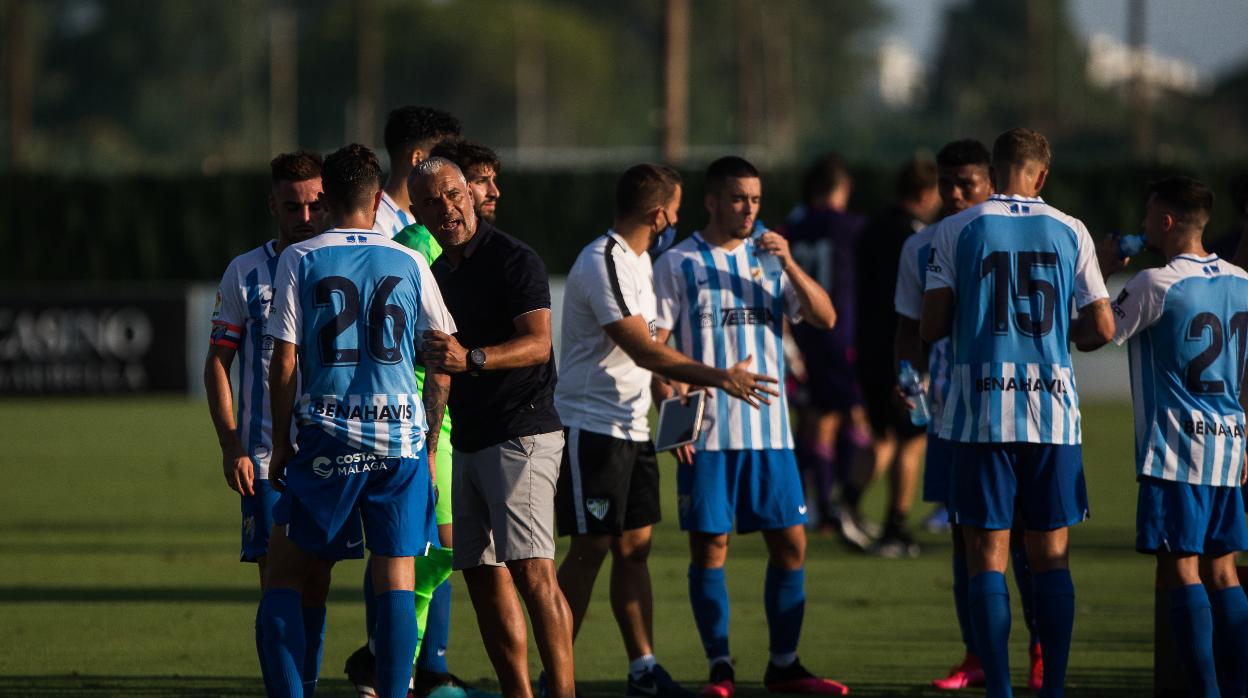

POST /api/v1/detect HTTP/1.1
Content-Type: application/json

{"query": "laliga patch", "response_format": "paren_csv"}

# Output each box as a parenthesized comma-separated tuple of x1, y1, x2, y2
(586, 498, 610, 521)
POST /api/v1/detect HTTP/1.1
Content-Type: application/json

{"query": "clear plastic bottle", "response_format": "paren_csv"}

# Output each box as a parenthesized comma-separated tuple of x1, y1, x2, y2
(898, 360, 930, 427)
(1118, 233, 1145, 259)
(751, 219, 784, 280)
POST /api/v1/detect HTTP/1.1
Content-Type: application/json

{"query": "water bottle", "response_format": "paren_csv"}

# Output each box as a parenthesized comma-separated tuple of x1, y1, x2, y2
(898, 360, 930, 427)
(1118, 233, 1145, 259)
(751, 219, 784, 281)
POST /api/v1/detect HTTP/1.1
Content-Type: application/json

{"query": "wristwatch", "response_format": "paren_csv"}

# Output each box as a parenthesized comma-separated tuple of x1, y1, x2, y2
(468, 348, 487, 375)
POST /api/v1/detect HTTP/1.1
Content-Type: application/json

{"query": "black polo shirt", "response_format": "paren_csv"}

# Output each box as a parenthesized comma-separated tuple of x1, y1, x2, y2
(431, 222, 562, 452)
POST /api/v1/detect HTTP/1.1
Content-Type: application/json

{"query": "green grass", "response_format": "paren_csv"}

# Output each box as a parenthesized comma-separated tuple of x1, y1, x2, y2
(0, 399, 1158, 696)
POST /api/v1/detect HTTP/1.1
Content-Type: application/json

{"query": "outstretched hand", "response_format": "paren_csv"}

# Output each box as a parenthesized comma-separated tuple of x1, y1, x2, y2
(723, 355, 780, 408)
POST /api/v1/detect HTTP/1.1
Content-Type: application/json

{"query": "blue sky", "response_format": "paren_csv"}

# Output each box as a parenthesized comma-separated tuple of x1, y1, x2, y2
(880, 0, 1248, 79)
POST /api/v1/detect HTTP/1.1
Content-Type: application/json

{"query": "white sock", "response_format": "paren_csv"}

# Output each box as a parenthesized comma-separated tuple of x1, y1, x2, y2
(770, 651, 797, 668)
(629, 654, 657, 679)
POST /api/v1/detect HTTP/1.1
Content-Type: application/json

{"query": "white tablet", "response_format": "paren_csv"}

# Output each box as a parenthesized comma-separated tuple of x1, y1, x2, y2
(654, 390, 707, 452)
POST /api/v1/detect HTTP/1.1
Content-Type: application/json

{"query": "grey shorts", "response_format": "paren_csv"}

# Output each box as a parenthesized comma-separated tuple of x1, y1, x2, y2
(451, 430, 564, 569)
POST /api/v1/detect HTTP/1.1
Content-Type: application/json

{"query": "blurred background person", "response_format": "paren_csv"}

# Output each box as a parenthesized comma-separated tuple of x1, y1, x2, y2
(854, 156, 941, 558)
(432, 139, 502, 225)
(373, 106, 462, 239)
(1210, 173, 1248, 268)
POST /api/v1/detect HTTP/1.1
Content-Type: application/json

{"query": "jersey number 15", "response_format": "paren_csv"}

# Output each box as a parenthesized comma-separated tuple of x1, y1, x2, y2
(980, 250, 1058, 338)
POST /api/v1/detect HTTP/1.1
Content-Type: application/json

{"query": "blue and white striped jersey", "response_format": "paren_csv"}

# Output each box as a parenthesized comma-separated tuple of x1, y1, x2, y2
(654, 233, 802, 451)
(1112, 254, 1248, 486)
(895, 224, 953, 436)
(372, 191, 416, 239)
(269, 228, 456, 456)
(211, 240, 286, 479)
(925, 195, 1109, 444)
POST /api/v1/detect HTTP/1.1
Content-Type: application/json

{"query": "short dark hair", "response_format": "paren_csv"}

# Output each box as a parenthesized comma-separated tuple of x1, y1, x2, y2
(1149, 176, 1214, 229)
(896, 158, 938, 201)
(270, 150, 322, 184)
(936, 139, 991, 170)
(705, 156, 760, 195)
(801, 153, 850, 205)
(992, 128, 1051, 170)
(322, 144, 382, 212)
(616, 164, 682, 220)
(383, 106, 462, 158)
(430, 139, 501, 175)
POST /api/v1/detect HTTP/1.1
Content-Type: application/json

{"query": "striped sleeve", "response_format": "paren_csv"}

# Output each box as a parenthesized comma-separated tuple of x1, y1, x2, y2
(209, 263, 246, 349)
(587, 238, 634, 325)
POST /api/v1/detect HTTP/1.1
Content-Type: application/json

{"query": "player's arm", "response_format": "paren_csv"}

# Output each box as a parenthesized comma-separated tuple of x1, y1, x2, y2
(756, 231, 836, 329)
(920, 288, 954, 343)
(204, 344, 254, 496)
(604, 315, 777, 407)
(421, 369, 450, 484)
(1070, 299, 1115, 352)
(268, 340, 297, 490)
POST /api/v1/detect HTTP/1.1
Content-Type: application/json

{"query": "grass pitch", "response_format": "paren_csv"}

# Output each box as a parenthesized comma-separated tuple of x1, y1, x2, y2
(0, 399, 1156, 696)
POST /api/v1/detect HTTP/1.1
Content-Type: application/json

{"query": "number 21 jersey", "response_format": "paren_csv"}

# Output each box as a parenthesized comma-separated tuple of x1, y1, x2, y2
(269, 228, 457, 457)
(1112, 254, 1248, 486)
(925, 196, 1108, 444)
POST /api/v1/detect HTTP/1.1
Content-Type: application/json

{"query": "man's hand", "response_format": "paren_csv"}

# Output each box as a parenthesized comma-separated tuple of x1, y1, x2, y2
(223, 443, 256, 496)
(722, 355, 780, 408)
(755, 231, 794, 271)
(422, 330, 469, 373)
(1097, 234, 1129, 279)
(269, 443, 293, 492)
(674, 443, 696, 466)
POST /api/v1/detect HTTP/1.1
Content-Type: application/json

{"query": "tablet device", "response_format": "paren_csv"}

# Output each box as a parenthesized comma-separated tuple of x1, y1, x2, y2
(655, 390, 707, 452)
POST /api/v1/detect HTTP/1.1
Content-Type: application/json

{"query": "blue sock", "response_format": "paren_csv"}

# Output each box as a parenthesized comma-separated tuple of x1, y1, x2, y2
(256, 599, 276, 696)
(764, 566, 805, 656)
(952, 550, 976, 656)
(1209, 585, 1248, 698)
(375, 590, 418, 698)
(260, 588, 305, 696)
(302, 606, 327, 698)
(1010, 543, 1038, 645)
(968, 572, 1012, 698)
(364, 565, 377, 644)
(688, 565, 731, 659)
(1169, 584, 1218, 697)
(417, 579, 452, 674)
(1032, 569, 1075, 698)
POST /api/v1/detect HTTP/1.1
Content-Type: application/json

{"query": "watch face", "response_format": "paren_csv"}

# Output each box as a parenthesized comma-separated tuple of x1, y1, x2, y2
(470, 349, 486, 367)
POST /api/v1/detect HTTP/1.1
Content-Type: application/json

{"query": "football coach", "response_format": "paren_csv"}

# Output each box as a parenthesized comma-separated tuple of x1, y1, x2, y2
(409, 156, 575, 698)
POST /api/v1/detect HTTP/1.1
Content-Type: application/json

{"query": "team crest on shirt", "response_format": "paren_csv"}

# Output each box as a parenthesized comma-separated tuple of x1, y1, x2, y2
(586, 498, 610, 520)
(212, 291, 223, 319)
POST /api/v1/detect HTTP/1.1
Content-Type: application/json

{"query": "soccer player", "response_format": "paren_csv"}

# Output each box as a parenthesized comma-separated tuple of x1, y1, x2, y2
(783, 154, 872, 547)
(896, 139, 1044, 691)
(260, 143, 454, 698)
(373, 106, 462, 238)
(205, 150, 346, 695)
(920, 128, 1114, 698)
(1086, 177, 1248, 697)
(431, 139, 501, 224)
(412, 157, 574, 698)
(652, 156, 846, 697)
(856, 156, 941, 557)
(554, 163, 778, 698)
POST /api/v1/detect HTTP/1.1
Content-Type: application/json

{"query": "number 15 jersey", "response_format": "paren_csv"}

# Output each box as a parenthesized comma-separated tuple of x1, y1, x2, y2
(1112, 254, 1248, 487)
(925, 195, 1108, 445)
(270, 228, 457, 457)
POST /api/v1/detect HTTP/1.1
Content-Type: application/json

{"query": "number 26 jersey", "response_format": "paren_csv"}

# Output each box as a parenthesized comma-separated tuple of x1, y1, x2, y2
(925, 196, 1108, 445)
(1112, 255, 1248, 487)
(269, 228, 457, 457)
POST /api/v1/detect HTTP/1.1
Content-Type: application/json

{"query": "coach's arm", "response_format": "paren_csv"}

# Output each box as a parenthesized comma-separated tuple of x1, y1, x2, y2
(422, 308, 552, 373)
(605, 316, 777, 407)
(919, 288, 954, 344)
(205, 345, 255, 496)
(267, 339, 298, 490)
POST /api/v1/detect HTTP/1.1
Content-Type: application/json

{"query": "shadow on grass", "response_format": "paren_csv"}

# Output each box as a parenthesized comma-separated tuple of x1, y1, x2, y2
(0, 670, 1153, 698)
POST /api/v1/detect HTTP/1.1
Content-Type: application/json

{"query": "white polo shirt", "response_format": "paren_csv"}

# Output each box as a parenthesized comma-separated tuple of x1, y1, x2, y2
(555, 230, 657, 442)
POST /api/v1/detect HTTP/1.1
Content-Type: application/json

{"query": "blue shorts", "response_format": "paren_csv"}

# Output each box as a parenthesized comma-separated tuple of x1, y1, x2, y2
(1136, 476, 1248, 556)
(240, 478, 281, 562)
(275, 427, 436, 560)
(950, 442, 1088, 531)
(677, 449, 807, 534)
(921, 435, 954, 504)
